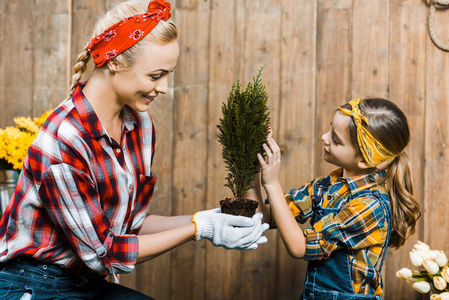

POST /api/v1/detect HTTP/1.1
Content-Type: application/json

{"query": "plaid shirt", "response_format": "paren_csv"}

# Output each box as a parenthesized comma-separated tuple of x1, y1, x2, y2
(287, 169, 389, 295)
(0, 82, 156, 278)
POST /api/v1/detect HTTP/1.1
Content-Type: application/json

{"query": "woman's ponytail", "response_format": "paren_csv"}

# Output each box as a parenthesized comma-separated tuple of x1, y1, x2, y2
(383, 152, 420, 248)
(64, 45, 90, 102)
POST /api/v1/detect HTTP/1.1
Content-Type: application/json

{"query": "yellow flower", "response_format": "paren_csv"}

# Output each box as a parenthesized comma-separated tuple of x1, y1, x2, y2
(0, 110, 51, 170)
(33, 110, 51, 127)
(14, 117, 40, 134)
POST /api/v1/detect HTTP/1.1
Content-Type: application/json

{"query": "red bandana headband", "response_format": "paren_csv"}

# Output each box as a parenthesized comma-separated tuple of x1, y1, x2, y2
(87, 0, 172, 68)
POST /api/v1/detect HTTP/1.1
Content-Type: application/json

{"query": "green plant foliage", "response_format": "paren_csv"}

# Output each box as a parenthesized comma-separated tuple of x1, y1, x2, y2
(217, 66, 271, 199)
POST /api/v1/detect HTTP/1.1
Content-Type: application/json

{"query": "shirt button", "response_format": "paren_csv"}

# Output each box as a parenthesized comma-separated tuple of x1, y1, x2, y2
(128, 184, 133, 190)
(116, 149, 121, 154)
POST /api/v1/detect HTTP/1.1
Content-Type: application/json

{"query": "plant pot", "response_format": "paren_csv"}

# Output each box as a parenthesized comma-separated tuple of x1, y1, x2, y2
(219, 198, 258, 217)
(0, 170, 19, 215)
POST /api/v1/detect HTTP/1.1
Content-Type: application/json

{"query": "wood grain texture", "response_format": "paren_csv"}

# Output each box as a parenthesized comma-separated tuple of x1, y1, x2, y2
(275, 0, 317, 298)
(385, 1, 427, 299)
(1, 0, 446, 298)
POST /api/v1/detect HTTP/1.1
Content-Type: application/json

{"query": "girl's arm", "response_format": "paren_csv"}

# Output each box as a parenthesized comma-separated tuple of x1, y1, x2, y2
(259, 137, 306, 259)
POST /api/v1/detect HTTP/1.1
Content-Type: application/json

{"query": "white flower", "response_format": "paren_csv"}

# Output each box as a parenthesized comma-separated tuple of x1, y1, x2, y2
(434, 276, 447, 290)
(410, 249, 424, 267)
(435, 250, 448, 267)
(441, 266, 449, 282)
(431, 250, 440, 260)
(433, 293, 449, 300)
(412, 281, 431, 293)
(414, 240, 431, 252)
(407, 276, 418, 284)
(396, 267, 412, 280)
(438, 292, 449, 300)
(423, 260, 440, 275)
(417, 249, 432, 261)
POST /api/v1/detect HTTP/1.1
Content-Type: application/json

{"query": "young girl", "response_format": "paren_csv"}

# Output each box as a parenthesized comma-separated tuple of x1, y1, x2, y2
(249, 98, 420, 299)
(0, 0, 267, 299)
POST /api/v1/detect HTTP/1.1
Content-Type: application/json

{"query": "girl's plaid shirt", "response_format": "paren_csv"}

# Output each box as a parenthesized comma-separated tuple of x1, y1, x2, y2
(0, 82, 157, 279)
(286, 169, 389, 295)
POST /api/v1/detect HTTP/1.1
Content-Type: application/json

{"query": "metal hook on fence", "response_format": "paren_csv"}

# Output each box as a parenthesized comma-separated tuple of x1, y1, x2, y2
(427, 0, 449, 52)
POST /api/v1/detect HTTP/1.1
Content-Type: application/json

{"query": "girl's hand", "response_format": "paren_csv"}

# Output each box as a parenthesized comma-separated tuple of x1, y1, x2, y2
(257, 137, 281, 188)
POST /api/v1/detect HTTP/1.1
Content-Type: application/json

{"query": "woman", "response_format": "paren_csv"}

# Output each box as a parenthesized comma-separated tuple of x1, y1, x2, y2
(0, 1, 268, 299)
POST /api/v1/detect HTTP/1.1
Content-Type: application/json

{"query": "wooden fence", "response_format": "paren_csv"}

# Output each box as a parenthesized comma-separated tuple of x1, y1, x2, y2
(1, 0, 449, 299)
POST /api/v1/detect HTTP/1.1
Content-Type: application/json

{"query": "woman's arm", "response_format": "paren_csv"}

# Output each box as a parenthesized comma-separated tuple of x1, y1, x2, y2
(136, 222, 195, 263)
(259, 137, 306, 258)
(138, 214, 193, 234)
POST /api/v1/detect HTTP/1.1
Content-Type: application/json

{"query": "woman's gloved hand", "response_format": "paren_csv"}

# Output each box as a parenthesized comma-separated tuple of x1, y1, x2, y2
(192, 208, 269, 250)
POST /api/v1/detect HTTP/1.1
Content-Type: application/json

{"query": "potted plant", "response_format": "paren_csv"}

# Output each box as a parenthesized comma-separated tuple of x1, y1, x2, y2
(217, 66, 271, 217)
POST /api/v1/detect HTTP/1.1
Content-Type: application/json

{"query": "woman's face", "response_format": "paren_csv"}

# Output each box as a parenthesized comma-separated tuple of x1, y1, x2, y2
(110, 39, 179, 112)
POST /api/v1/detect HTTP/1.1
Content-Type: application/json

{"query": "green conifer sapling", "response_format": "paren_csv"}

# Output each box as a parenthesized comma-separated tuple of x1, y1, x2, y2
(217, 66, 271, 217)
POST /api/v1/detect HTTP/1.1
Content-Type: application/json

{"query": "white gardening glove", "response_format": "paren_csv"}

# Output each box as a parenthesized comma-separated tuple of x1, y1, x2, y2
(192, 209, 269, 250)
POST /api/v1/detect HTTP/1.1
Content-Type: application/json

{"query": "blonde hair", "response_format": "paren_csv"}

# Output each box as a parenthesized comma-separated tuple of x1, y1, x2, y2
(341, 98, 420, 249)
(65, 0, 178, 101)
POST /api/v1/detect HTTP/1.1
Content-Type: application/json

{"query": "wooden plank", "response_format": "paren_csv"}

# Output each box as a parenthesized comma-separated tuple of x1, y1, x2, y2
(33, 0, 69, 113)
(239, 4, 281, 300)
(275, 0, 317, 298)
(352, 0, 389, 99)
(424, 0, 449, 254)
(70, 0, 106, 83)
(0, 0, 35, 126)
(169, 5, 210, 300)
(205, 0, 243, 299)
(315, 4, 352, 176)
(385, 1, 427, 299)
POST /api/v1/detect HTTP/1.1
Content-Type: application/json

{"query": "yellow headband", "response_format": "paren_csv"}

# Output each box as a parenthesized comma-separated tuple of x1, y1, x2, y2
(338, 98, 395, 168)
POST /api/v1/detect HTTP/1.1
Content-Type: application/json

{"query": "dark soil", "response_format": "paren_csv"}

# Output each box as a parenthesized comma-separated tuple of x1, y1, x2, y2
(219, 198, 258, 217)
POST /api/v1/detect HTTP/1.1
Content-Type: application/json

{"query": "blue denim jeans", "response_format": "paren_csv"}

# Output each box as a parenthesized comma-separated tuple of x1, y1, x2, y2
(0, 257, 154, 299)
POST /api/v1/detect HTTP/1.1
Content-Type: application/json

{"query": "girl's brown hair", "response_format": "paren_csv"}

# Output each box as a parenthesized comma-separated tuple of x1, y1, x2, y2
(341, 98, 420, 249)
(65, 0, 178, 101)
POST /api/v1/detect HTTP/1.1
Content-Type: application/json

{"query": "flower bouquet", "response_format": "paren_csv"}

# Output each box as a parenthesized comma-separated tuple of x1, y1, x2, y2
(397, 241, 449, 299)
(0, 111, 51, 171)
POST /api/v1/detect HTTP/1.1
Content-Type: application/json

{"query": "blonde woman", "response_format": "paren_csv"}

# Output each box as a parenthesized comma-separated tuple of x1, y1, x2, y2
(0, 1, 268, 299)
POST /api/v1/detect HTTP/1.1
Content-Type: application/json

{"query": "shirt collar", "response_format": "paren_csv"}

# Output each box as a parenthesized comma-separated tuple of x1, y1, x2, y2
(72, 81, 138, 139)
(330, 168, 384, 195)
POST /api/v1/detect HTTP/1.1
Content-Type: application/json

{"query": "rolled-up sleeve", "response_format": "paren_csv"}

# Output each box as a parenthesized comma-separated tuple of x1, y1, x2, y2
(38, 163, 139, 275)
(303, 197, 387, 261)
(288, 179, 318, 223)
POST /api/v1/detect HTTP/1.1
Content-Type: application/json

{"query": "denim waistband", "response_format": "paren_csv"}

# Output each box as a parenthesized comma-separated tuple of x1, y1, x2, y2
(0, 257, 105, 291)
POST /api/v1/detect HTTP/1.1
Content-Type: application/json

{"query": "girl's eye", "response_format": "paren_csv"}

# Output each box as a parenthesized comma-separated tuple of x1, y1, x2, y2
(332, 136, 339, 145)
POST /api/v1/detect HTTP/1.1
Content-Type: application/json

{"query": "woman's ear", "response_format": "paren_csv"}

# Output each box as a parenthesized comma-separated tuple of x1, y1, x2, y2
(107, 60, 121, 73)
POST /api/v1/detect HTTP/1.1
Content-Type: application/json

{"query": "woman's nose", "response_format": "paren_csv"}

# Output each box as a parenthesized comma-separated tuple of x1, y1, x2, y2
(155, 76, 169, 94)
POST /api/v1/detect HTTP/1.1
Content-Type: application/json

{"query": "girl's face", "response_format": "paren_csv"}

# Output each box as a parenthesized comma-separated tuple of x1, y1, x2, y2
(321, 111, 366, 177)
(110, 39, 179, 112)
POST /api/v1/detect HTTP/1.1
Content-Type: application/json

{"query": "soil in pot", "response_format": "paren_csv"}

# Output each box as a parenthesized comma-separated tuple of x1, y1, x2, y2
(219, 198, 258, 217)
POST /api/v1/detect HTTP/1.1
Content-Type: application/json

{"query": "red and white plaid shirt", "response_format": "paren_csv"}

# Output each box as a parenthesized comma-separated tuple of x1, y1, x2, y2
(0, 82, 157, 277)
